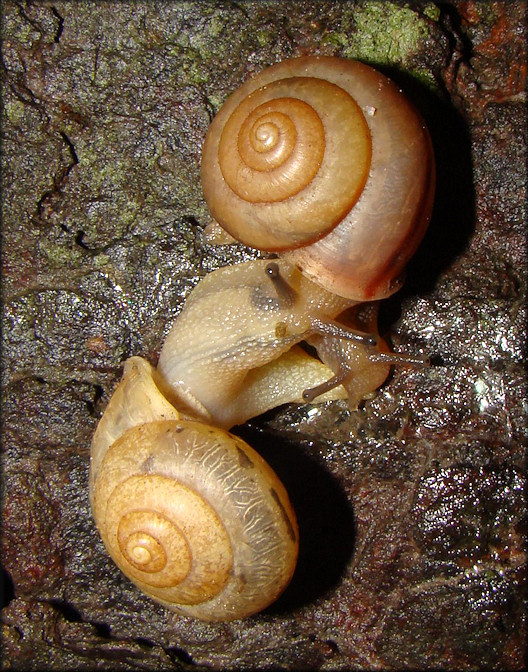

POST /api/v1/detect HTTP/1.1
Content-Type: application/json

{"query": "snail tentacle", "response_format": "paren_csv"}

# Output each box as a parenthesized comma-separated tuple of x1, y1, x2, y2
(310, 316, 378, 347)
(302, 371, 349, 403)
(265, 261, 298, 308)
(367, 350, 430, 367)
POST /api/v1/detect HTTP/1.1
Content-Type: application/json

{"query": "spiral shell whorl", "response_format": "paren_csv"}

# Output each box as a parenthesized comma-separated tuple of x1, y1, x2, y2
(203, 74, 372, 250)
(118, 509, 191, 580)
(221, 96, 325, 203)
(97, 468, 232, 605)
(93, 419, 298, 621)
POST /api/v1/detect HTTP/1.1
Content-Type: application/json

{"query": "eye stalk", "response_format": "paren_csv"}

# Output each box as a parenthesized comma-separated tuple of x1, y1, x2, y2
(266, 261, 297, 308)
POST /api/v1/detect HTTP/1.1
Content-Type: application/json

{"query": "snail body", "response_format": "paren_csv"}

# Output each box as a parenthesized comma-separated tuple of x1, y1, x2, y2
(157, 257, 391, 428)
(90, 56, 435, 622)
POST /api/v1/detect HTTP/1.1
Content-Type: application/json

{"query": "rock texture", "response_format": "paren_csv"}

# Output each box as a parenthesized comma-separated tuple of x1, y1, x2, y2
(1, 1, 526, 669)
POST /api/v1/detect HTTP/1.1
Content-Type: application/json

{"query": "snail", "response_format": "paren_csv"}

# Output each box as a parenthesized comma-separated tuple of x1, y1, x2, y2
(89, 56, 435, 622)
(89, 356, 299, 622)
(89, 260, 391, 621)
(201, 55, 435, 301)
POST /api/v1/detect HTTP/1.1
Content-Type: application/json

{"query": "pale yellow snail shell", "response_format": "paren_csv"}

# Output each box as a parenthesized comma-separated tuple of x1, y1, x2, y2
(201, 56, 435, 301)
(90, 357, 299, 622)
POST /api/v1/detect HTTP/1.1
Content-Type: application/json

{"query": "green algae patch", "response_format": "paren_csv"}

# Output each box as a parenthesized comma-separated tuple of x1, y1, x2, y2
(340, 2, 435, 68)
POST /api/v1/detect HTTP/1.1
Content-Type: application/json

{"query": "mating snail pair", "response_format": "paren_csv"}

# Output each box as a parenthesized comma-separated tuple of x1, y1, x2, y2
(89, 56, 435, 621)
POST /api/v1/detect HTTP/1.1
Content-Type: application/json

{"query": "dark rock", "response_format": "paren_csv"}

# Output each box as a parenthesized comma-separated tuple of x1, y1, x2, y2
(2, 1, 525, 669)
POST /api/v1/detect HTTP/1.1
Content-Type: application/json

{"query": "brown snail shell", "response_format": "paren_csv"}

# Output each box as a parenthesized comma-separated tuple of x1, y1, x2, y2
(201, 56, 435, 301)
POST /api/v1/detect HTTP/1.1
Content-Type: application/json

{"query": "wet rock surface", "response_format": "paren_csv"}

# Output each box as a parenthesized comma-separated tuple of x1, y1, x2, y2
(1, 1, 526, 669)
